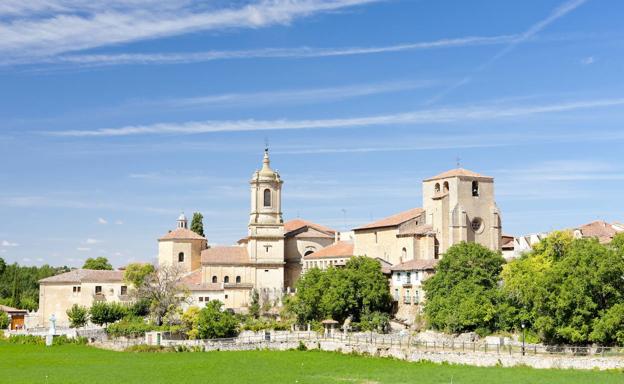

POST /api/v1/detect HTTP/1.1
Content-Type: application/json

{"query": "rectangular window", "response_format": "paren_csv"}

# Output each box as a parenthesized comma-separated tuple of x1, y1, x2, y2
(205, 297, 209, 302)
(95, 286, 102, 294)
(120, 286, 127, 295)
(199, 297, 204, 302)
(225, 294, 229, 299)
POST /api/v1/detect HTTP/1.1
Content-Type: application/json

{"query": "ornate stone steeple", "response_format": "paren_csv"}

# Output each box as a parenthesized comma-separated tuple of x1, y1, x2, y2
(249, 148, 283, 225)
(177, 212, 188, 229)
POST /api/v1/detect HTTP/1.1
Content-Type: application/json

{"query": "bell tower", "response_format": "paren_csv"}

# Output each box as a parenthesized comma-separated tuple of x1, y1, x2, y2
(247, 149, 285, 296)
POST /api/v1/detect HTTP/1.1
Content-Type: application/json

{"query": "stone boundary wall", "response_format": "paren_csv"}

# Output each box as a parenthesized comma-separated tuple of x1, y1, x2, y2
(92, 336, 624, 371)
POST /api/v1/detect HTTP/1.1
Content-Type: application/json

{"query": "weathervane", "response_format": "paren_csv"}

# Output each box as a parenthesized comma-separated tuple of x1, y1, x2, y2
(264, 137, 270, 152)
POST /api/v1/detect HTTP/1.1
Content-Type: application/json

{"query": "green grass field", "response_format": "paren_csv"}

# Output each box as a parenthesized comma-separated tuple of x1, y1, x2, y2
(0, 343, 622, 384)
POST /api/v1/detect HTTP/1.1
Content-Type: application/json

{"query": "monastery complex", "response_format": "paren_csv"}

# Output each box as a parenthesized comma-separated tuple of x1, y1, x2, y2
(38, 149, 621, 327)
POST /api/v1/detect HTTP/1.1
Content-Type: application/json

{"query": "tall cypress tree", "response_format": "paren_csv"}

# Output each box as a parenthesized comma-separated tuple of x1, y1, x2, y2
(190, 212, 205, 237)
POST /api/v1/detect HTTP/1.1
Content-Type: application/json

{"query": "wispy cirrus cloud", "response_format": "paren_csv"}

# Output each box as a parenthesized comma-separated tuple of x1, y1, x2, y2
(0, 0, 381, 63)
(135, 80, 440, 109)
(48, 97, 624, 137)
(426, 0, 588, 104)
(6, 34, 520, 67)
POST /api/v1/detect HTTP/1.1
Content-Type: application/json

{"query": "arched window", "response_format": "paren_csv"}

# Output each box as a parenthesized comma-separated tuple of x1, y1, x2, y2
(224, 276, 230, 283)
(212, 275, 217, 283)
(401, 247, 407, 261)
(472, 181, 479, 197)
(236, 276, 241, 284)
(263, 188, 271, 207)
(443, 181, 449, 192)
(434, 183, 440, 193)
(178, 252, 184, 262)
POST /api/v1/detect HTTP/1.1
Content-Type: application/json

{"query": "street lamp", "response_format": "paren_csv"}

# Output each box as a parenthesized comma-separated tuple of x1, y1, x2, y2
(521, 322, 526, 356)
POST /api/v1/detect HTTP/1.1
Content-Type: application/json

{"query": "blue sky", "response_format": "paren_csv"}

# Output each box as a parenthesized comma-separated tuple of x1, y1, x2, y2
(1, 0, 623, 267)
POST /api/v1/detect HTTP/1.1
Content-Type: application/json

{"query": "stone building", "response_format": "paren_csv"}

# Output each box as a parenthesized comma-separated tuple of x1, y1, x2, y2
(38, 269, 127, 327)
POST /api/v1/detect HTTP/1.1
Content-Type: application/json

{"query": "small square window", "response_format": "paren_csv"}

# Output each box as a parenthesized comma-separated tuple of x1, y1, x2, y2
(199, 297, 204, 302)
(225, 295, 228, 299)
(264, 270, 269, 272)
(121, 286, 127, 295)
(95, 286, 102, 294)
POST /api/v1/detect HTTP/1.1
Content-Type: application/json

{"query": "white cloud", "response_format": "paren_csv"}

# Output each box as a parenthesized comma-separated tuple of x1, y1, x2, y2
(426, 0, 588, 104)
(49, 97, 624, 137)
(143, 80, 440, 109)
(97, 217, 108, 224)
(1, 240, 19, 247)
(18, 34, 518, 67)
(115, 220, 124, 225)
(581, 56, 595, 65)
(0, 0, 382, 63)
(76, 247, 91, 251)
(84, 238, 100, 245)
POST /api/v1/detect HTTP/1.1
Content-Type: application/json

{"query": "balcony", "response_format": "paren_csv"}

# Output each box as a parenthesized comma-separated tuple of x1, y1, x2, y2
(93, 293, 106, 302)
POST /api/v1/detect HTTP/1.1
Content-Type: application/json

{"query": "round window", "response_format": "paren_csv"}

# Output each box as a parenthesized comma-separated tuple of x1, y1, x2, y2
(471, 217, 484, 233)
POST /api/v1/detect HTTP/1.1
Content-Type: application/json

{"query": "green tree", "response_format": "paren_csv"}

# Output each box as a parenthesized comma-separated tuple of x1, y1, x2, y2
(423, 242, 505, 335)
(0, 258, 5, 275)
(89, 302, 127, 327)
(0, 311, 9, 329)
(124, 263, 155, 288)
(288, 256, 391, 325)
(590, 303, 624, 345)
(249, 289, 260, 319)
(83, 257, 113, 270)
(190, 212, 205, 237)
(66, 304, 89, 328)
(197, 301, 238, 339)
(502, 233, 624, 345)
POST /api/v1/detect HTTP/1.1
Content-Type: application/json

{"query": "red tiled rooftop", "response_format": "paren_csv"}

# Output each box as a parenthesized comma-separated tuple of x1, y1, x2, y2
(424, 168, 492, 182)
(284, 219, 336, 235)
(201, 246, 250, 265)
(305, 241, 354, 260)
(39, 269, 124, 284)
(355, 208, 424, 230)
(390, 259, 439, 272)
(159, 228, 206, 241)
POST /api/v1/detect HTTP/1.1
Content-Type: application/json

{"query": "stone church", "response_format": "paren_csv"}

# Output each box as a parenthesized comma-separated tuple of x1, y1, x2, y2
(38, 149, 503, 325)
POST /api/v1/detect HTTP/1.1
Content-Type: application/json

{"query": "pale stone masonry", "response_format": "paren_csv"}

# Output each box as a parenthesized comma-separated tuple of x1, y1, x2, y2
(38, 151, 504, 322)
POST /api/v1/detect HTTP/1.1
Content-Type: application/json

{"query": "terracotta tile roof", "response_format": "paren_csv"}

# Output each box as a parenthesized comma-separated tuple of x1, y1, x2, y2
(284, 219, 336, 235)
(577, 221, 622, 243)
(159, 228, 206, 241)
(201, 246, 250, 265)
(0, 304, 28, 314)
(424, 168, 492, 182)
(39, 269, 124, 284)
(304, 241, 353, 260)
(355, 208, 424, 230)
(501, 235, 515, 249)
(181, 270, 223, 291)
(390, 259, 439, 272)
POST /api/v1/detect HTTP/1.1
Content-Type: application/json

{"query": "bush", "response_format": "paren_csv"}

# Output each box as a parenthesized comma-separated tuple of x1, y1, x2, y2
(106, 317, 159, 338)
(125, 344, 168, 353)
(90, 301, 128, 327)
(66, 304, 89, 328)
(0, 311, 9, 329)
(6, 335, 45, 345)
(197, 301, 239, 339)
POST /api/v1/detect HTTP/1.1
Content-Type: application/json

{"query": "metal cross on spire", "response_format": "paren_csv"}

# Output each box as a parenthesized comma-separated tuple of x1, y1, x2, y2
(456, 156, 461, 168)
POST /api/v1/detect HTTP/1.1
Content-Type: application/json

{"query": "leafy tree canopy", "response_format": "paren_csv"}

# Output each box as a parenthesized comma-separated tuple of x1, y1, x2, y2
(197, 301, 238, 339)
(124, 263, 155, 288)
(288, 256, 392, 325)
(423, 242, 505, 335)
(83, 257, 113, 270)
(66, 304, 89, 328)
(190, 212, 205, 237)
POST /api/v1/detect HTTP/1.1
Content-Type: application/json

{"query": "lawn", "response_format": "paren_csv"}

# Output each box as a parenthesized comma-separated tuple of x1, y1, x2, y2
(0, 343, 622, 384)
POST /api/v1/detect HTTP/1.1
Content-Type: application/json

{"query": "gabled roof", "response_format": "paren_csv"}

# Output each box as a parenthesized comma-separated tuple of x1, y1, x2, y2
(0, 304, 28, 314)
(159, 228, 206, 241)
(577, 220, 622, 244)
(424, 168, 492, 182)
(355, 208, 424, 231)
(284, 219, 336, 237)
(201, 246, 250, 265)
(39, 269, 124, 284)
(390, 259, 439, 272)
(304, 241, 354, 260)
